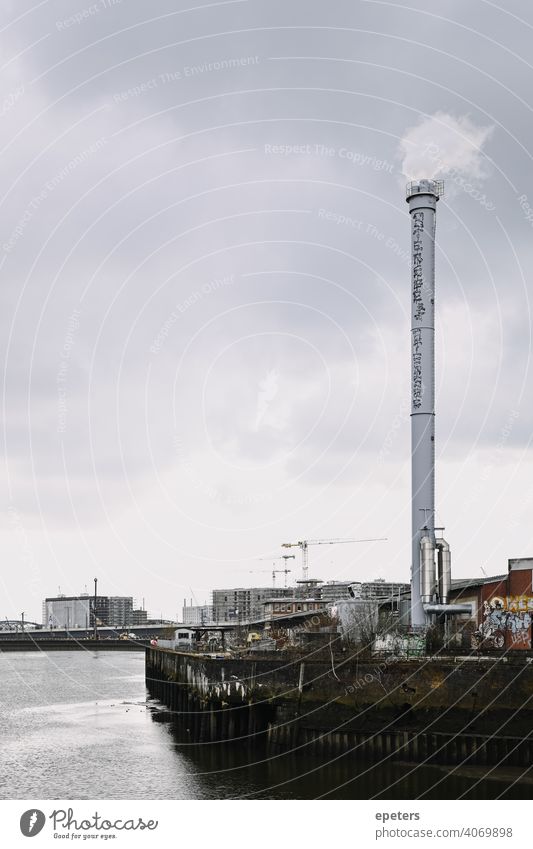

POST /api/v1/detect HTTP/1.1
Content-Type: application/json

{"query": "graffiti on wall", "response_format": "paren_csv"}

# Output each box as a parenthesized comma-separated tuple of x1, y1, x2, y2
(473, 595, 533, 650)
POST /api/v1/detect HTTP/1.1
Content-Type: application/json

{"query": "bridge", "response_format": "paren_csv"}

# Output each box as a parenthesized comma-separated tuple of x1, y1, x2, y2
(0, 620, 42, 631)
(0, 624, 173, 640)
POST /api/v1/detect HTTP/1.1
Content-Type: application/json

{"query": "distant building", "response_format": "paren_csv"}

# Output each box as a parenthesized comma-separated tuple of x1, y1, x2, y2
(209, 581, 410, 623)
(42, 595, 92, 629)
(334, 598, 380, 644)
(107, 597, 134, 627)
(327, 582, 409, 643)
(318, 581, 362, 603)
(448, 558, 533, 651)
(42, 594, 134, 629)
(212, 587, 292, 623)
(182, 604, 213, 625)
(291, 579, 409, 604)
(360, 580, 410, 601)
(131, 608, 148, 626)
(263, 598, 324, 620)
(294, 579, 324, 598)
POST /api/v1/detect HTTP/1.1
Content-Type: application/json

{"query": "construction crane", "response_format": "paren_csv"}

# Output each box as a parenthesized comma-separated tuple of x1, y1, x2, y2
(249, 563, 294, 589)
(257, 554, 295, 588)
(281, 537, 387, 581)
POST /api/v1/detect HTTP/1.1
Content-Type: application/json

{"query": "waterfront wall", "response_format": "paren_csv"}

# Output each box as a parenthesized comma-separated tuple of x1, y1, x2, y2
(145, 647, 533, 766)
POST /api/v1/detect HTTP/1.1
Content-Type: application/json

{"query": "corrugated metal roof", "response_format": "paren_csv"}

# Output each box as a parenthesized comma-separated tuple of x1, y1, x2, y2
(450, 575, 507, 590)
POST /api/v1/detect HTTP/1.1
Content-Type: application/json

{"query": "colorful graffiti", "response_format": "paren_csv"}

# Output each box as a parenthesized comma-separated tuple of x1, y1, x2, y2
(473, 595, 533, 650)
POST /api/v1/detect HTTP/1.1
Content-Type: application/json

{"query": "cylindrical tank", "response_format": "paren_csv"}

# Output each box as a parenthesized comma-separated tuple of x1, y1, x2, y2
(406, 180, 442, 626)
(420, 535, 436, 603)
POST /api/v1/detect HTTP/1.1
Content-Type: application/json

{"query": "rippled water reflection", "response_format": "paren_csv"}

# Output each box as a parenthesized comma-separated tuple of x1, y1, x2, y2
(0, 651, 531, 800)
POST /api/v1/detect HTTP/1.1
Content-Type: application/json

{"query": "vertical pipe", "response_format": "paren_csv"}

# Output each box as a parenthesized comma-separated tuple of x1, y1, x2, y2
(406, 180, 441, 628)
(436, 538, 452, 604)
(420, 535, 437, 603)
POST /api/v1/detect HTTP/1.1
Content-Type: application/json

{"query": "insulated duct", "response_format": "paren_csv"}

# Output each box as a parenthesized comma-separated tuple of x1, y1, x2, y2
(436, 538, 452, 605)
(424, 604, 472, 615)
(420, 535, 436, 604)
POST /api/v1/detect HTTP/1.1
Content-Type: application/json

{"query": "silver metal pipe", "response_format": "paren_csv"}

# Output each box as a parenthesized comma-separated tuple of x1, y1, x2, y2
(424, 604, 472, 615)
(420, 535, 436, 603)
(435, 538, 451, 604)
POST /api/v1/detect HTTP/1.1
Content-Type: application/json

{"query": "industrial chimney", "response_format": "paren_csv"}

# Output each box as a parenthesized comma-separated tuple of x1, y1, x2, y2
(406, 179, 444, 628)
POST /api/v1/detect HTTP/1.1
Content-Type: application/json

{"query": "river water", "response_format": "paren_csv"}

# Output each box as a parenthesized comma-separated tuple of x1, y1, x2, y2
(0, 651, 531, 800)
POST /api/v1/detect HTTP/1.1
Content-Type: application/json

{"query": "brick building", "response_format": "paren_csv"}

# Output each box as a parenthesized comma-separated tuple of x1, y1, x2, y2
(449, 558, 533, 650)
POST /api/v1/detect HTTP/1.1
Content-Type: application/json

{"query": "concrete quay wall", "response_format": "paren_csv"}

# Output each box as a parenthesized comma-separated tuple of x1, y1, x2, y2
(145, 647, 533, 766)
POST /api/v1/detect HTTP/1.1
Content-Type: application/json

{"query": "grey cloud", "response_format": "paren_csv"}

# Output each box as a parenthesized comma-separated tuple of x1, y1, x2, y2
(2, 0, 533, 617)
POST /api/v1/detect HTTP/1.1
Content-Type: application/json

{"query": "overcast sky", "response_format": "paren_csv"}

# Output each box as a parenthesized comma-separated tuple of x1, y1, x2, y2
(1, 0, 533, 621)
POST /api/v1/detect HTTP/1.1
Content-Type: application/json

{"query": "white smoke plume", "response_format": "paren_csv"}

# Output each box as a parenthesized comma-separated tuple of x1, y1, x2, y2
(399, 112, 494, 181)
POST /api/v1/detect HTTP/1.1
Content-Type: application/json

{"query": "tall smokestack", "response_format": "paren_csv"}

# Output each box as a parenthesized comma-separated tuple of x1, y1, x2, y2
(406, 179, 443, 628)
